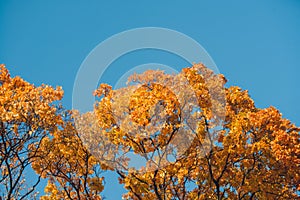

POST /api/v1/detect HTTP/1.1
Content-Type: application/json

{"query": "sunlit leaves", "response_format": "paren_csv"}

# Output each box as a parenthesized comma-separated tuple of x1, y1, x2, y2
(1, 62, 299, 199)
(0, 64, 63, 199)
(32, 111, 105, 199)
(92, 63, 299, 199)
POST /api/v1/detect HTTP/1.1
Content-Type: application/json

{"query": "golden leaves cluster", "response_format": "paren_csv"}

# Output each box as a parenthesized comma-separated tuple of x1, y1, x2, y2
(32, 112, 105, 200)
(0, 64, 64, 199)
(1, 63, 299, 199)
(93, 63, 299, 199)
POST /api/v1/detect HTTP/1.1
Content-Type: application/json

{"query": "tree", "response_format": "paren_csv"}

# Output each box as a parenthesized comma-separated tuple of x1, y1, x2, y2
(31, 111, 105, 200)
(0, 64, 63, 199)
(0, 65, 108, 200)
(1, 63, 299, 200)
(92, 63, 300, 199)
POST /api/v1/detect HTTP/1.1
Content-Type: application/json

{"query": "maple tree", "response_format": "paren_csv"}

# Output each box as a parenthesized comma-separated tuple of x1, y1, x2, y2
(31, 111, 105, 200)
(0, 64, 63, 199)
(0, 64, 106, 200)
(0, 63, 299, 200)
(92, 63, 300, 199)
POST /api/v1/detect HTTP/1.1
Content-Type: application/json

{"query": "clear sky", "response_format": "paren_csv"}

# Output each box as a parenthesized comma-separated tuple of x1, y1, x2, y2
(1, 0, 300, 199)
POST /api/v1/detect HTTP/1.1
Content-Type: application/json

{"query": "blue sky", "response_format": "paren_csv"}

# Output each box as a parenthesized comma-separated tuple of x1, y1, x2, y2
(1, 0, 300, 199)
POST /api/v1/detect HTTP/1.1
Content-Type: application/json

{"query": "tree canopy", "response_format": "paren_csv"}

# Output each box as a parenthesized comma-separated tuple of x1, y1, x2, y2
(0, 63, 299, 199)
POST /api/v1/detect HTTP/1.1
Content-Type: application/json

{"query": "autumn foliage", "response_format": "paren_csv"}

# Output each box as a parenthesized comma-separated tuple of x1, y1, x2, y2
(0, 63, 299, 199)
(0, 64, 63, 199)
